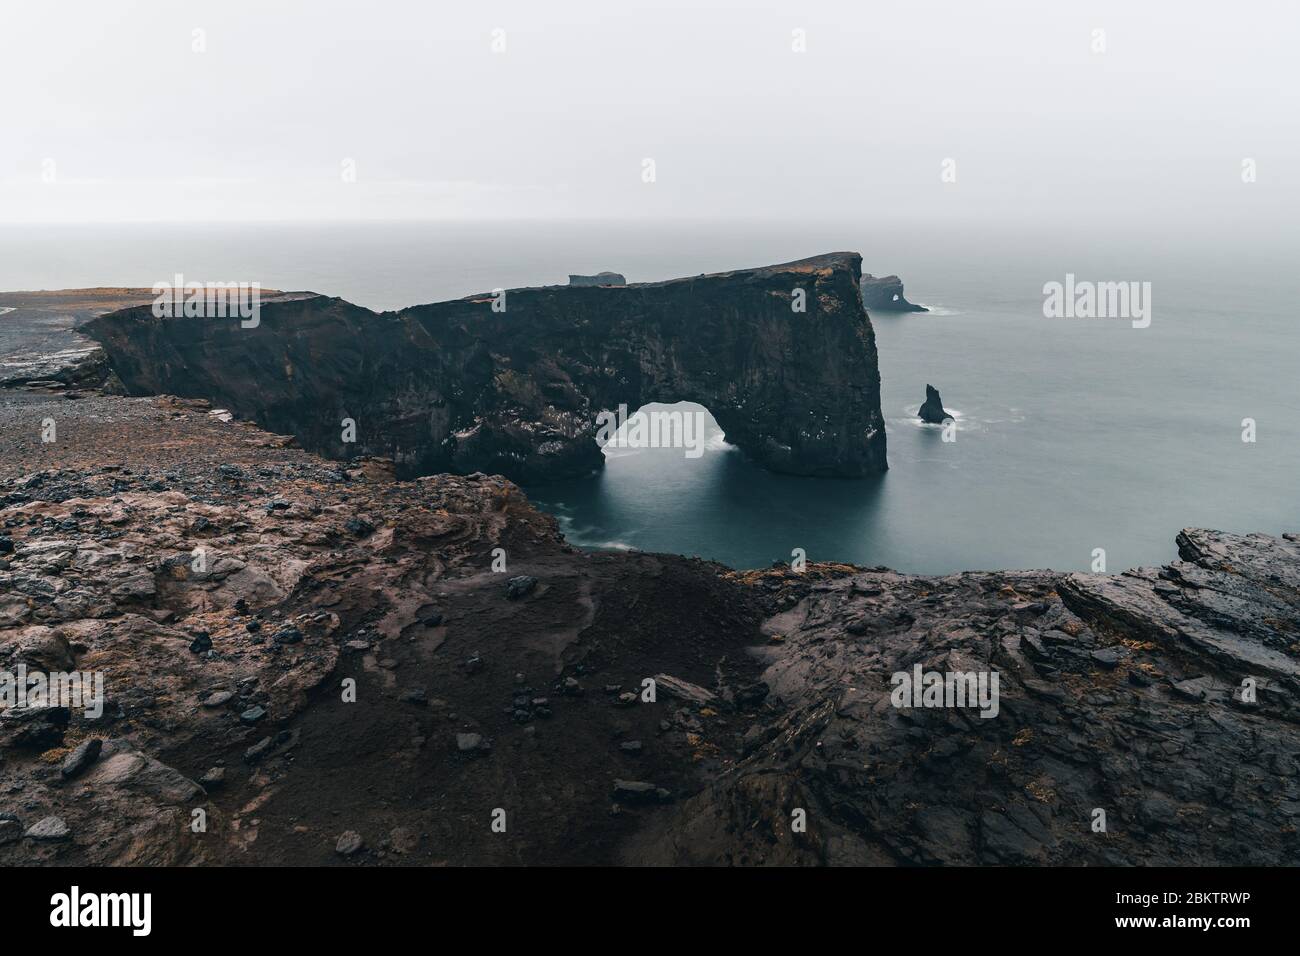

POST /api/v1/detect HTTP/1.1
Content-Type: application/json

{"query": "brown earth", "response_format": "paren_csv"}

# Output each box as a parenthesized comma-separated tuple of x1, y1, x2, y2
(0, 388, 771, 864)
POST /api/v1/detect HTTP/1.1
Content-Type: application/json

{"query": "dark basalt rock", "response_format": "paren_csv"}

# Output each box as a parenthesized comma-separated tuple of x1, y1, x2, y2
(1058, 529, 1300, 681)
(568, 271, 626, 286)
(0, 706, 69, 750)
(646, 528, 1300, 866)
(505, 575, 537, 600)
(918, 384, 953, 423)
(860, 273, 926, 312)
(84, 253, 888, 483)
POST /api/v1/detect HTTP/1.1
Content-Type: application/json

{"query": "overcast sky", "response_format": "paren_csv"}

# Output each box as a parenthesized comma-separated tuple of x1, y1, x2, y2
(2, 0, 1295, 229)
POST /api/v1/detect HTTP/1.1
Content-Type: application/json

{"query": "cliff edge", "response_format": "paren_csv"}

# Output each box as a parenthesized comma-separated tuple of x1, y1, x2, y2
(0, 387, 1296, 865)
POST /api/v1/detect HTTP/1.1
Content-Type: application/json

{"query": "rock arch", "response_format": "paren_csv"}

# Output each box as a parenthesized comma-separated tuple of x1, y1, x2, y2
(87, 252, 888, 482)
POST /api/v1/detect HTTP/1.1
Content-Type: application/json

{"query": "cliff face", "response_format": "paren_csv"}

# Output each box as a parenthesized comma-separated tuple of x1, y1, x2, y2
(0, 288, 305, 391)
(84, 253, 888, 482)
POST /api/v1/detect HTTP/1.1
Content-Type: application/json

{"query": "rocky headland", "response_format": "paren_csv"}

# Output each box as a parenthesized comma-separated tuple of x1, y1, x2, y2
(0, 288, 306, 392)
(84, 254, 888, 483)
(860, 274, 926, 312)
(1, 275, 1297, 866)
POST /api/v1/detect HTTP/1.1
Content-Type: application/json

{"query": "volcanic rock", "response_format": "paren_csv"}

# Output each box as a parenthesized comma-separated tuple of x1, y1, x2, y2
(60, 738, 103, 779)
(860, 274, 926, 312)
(199, 767, 225, 788)
(336, 831, 364, 856)
(918, 384, 953, 424)
(24, 816, 70, 840)
(2, 315, 1297, 868)
(613, 779, 661, 802)
(506, 575, 537, 600)
(0, 705, 69, 750)
(568, 272, 626, 286)
(84, 254, 888, 481)
(653, 674, 716, 705)
(244, 736, 274, 762)
(456, 732, 485, 753)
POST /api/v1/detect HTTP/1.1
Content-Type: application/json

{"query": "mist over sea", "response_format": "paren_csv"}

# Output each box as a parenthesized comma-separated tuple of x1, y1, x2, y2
(3, 219, 1296, 573)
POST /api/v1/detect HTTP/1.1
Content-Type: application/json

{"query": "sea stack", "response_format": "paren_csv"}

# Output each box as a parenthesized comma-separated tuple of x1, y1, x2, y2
(918, 384, 953, 423)
(860, 274, 926, 312)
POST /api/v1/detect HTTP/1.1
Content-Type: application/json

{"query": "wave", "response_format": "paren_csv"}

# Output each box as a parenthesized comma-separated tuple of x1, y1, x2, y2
(600, 444, 644, 459)
(546, 510, 639, 552)
(889, 404, 1027, 433)
(584, 539, 636, 551)
(896, 404, 964, 423)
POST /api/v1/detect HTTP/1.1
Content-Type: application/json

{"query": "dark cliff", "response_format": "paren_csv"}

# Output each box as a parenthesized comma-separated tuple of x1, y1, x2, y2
(84, 253, 888, 482)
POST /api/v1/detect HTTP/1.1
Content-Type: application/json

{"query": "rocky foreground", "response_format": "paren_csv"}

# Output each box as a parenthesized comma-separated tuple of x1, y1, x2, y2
(2, 284, 1298, 866)
(1, 379, 1297, 865)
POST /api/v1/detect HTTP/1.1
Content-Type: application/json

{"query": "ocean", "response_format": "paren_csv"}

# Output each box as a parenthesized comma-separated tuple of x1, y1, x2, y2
(2, 219, 1296, 573)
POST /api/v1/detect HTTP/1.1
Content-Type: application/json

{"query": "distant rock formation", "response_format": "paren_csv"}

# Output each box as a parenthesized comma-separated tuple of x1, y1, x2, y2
(568, 272, 626, 287)
(918, 384, 953, 424)
(861, 274, 926, 312)
(87, 253, 888, 483)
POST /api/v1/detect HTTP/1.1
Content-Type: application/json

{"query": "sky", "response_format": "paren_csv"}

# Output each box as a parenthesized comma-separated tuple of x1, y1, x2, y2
(1, 0, 1296, 230)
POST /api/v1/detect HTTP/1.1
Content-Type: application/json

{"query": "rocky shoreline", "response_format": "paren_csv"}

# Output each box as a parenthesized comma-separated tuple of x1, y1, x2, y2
(1, 286, 1297, 866)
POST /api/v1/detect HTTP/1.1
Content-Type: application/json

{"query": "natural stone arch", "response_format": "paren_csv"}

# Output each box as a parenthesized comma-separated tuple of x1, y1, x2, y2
(87, 253, 888, 482)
